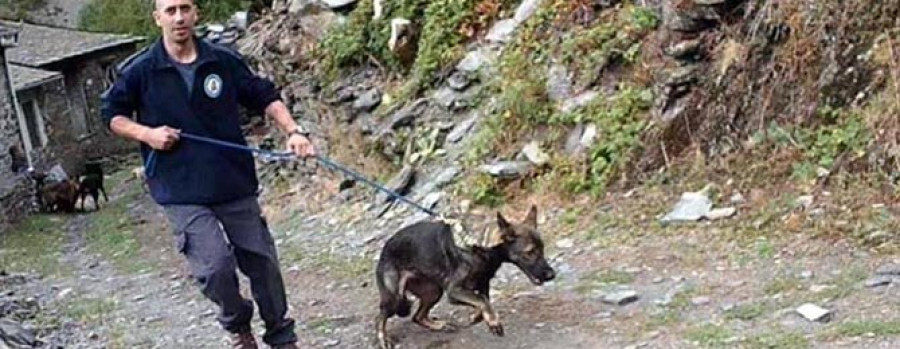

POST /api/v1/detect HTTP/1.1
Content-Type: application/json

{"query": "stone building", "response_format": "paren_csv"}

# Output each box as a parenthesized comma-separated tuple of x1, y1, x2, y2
(1, 24, 27, 232)
(0, 21, 142, 232)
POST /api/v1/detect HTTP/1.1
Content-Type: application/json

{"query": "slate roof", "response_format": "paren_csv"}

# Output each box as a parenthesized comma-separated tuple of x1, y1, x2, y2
(9, 64, 62, 91)
(0, 20, 143, 67)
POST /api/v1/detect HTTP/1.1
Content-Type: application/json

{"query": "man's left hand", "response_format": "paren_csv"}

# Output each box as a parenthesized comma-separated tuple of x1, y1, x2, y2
(287, 134, 316, 158)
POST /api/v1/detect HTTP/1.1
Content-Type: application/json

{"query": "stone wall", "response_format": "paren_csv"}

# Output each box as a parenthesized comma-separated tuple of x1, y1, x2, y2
(18, 78, 85, 177)
(42, 45, 142, 177)
(0, 49, 29, 234)
(0, 50, 16, 175)
(76, 48, 142, 164)
(0, 176, 31, 234)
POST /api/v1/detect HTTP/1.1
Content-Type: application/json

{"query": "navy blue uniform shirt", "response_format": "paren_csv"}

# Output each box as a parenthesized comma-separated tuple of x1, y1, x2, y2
(101, 38, 281, 205)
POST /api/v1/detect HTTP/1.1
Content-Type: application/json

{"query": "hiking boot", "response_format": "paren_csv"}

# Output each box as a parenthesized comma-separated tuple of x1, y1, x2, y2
(230, 331, 259, 349)
(270, 343, 299, 349)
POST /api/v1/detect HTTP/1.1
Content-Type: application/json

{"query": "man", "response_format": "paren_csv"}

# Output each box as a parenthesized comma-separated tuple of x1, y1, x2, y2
(100, 1, 312, 347)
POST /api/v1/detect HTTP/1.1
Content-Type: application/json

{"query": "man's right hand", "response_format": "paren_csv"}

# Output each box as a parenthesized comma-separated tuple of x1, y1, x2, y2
(141, 126, 181, 150)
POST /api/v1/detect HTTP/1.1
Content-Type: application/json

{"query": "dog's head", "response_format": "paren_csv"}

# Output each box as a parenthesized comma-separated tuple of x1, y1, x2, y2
(495, 205, 556, 286)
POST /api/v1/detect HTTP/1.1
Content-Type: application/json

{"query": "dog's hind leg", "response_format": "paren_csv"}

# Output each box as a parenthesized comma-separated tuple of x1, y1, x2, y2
(100, 186, 109, 202)
(375, 313, 394, 349)
(375, 263, 404, 349)
(410, 280, 451, 332)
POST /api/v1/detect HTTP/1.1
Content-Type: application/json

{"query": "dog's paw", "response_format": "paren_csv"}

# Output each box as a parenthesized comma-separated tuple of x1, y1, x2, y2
(426, 319, 448, 332)
(377, 334, 395, 349)
(487, 321, 504, 337)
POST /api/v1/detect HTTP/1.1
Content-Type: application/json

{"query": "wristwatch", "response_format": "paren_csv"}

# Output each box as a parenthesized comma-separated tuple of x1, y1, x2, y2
(288, 125, 310, 138)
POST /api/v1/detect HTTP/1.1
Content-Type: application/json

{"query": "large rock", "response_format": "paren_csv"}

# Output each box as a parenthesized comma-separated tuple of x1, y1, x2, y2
(665, 39, 702, 59)
(448, 71, 472, 91)
(521, 141, 550, 166)
(560, 91, 600, 113)
(432, 87, 459, 109)
(662, 189, 712, 222)
(664, 66, 700, 87)
(662, 0, 719, 32)
(486, 19, 517, 43)
(660, 185, 737, 223)
(864, 276, 893, 288)
(353, 88, 382, 112)
(386, 98, 428, 130)
(514, 0, 544, 23)
(288, 0, 328, 14)
(431, 166, 461, 189)
(322, 0, 358, 9)
(566, 123, 598, 155)
(457, 50, 488, 73)
(0, 319, 37, 347)
(796, 303, 832, 323)
(876, 263, 900, 276)
(547, 64, 572, 102)
(602, 290, 639, 305)
(388, 18, 413, 54)
(565, 124, 587, 155)
(446, 113, 480, 144)
(480, 161, 532, 179)
(375, 165, 416, 204)
(432, 86, 480, 111)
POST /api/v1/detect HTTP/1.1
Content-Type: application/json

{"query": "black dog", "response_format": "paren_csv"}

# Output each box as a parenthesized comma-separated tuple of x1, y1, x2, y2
(79, 163, 108, 211)
(374, 205, 556, 349)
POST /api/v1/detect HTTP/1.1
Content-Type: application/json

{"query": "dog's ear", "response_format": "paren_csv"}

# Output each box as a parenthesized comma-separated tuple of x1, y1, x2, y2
(524, 204, 538, 228)
(497, 211, 511, 230)
(496, 211, 516, 242)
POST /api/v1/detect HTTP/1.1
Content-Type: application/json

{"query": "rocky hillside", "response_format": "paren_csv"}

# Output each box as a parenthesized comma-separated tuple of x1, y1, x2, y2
(4, 2, 900, 348)
(234, 0, 900, 215)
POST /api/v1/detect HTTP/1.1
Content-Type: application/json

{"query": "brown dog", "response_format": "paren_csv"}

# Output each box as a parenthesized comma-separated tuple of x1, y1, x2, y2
(40, 179, 80, 213)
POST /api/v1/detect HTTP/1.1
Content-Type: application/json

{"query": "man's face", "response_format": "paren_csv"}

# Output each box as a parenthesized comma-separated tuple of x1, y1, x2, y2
(154, 0, 198, 44)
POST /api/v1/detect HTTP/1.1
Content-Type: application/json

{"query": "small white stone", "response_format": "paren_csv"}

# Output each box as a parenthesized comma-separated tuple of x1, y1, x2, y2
(796, 303, 832, 322)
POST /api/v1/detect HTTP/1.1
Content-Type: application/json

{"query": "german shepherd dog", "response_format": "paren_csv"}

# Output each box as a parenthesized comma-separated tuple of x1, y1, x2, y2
(374, 205, 556, 349)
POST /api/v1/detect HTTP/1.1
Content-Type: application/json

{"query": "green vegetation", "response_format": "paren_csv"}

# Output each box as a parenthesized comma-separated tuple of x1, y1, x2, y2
(82, 172, 150, 274)
(317, 0, 516, 88)
(0, 214, 69, 276)
(79, 0, 252, 41)
(3, 0, 47, 20)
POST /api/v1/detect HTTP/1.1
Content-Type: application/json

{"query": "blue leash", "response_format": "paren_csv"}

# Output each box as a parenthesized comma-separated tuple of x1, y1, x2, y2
(143, 132, 438, 217)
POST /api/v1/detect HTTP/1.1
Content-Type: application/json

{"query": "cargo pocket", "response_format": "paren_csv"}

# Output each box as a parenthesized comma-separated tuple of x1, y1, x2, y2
(163, 205, 204, 255)
(174, 230, 189, 254)
(258, 215, 278, 256)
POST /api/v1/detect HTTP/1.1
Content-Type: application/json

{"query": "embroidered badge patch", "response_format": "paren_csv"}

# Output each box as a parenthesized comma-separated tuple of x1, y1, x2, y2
(204, 74, 223, 98)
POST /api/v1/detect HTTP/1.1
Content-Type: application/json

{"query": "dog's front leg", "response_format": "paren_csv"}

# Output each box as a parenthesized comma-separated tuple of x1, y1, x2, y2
(469, 280, 490, 325)
(447, 285, 503, 336)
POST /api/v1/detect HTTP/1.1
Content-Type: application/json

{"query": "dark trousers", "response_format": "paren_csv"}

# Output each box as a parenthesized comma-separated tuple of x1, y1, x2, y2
(163, 195, 296, 345)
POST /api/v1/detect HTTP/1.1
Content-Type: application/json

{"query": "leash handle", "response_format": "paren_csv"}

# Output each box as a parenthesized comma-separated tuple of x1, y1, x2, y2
(143, 131, 438, 217)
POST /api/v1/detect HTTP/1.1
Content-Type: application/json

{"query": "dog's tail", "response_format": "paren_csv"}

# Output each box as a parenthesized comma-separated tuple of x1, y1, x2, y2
(376, 259, 412, 318)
